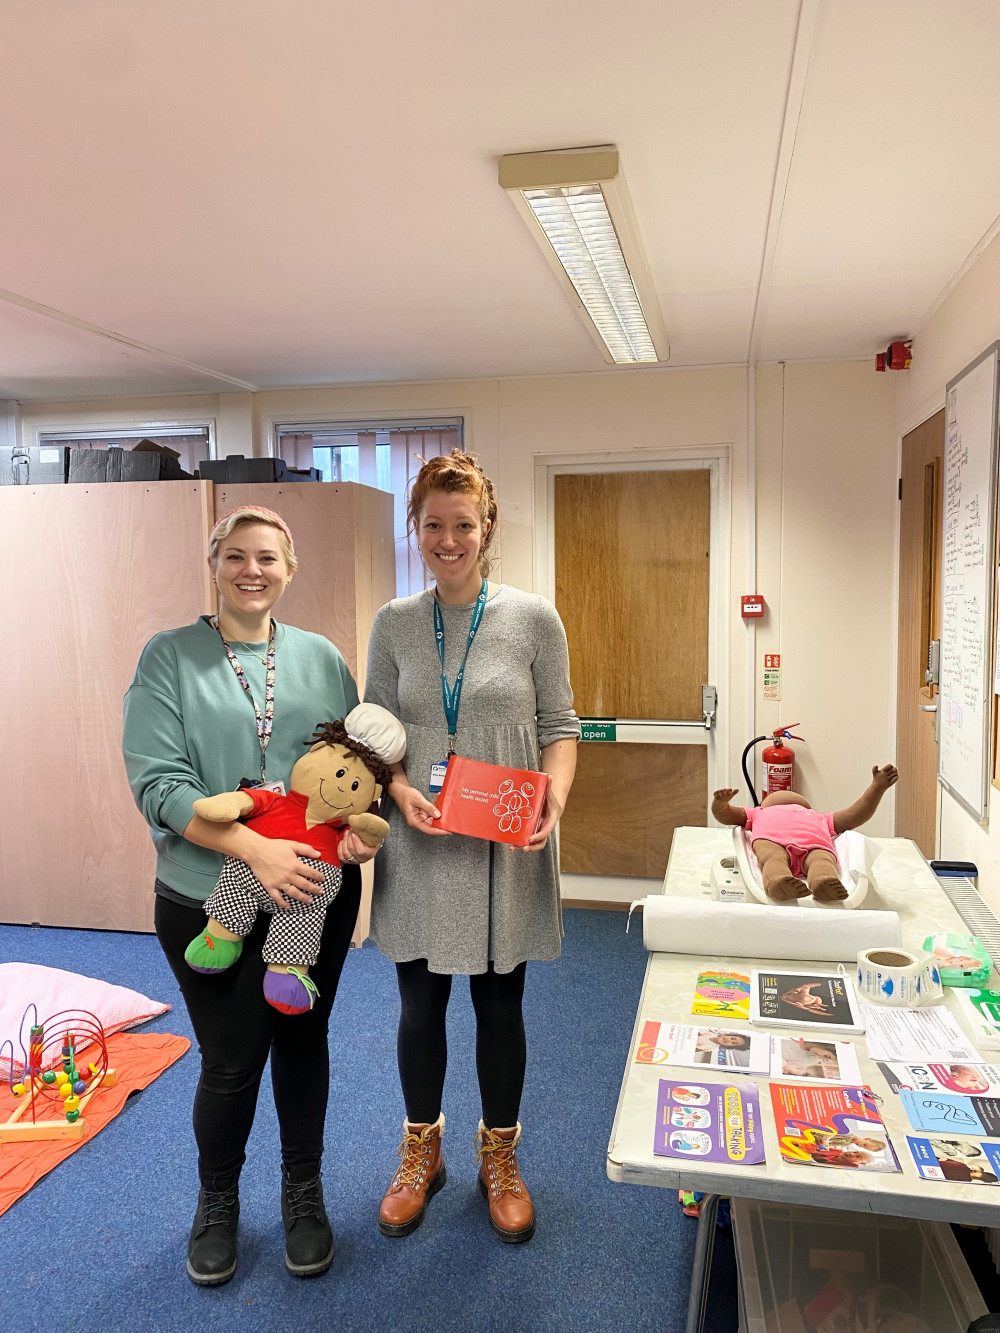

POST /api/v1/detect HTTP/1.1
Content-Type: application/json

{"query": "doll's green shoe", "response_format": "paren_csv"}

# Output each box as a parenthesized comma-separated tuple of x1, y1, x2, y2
(185, 931, 244, 974)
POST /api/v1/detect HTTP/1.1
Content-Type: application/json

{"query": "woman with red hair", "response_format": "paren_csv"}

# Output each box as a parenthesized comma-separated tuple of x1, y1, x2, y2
(365, 451, 580, 1245)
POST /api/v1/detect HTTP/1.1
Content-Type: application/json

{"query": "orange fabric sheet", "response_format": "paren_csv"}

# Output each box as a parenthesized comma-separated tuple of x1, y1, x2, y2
(0, 1031, 190, 1217)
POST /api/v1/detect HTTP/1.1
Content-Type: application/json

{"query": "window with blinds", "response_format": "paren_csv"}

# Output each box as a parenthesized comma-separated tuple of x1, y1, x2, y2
(38, 426, 213, 475)
(274, 419, 463, 596)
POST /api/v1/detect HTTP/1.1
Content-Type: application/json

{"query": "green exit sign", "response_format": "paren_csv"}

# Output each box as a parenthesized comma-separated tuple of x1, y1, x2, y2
(581, 719, 617, 742)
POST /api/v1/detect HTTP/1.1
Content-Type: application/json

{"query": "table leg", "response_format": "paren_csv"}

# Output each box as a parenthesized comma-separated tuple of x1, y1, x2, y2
(684, 1193, 720, 1333)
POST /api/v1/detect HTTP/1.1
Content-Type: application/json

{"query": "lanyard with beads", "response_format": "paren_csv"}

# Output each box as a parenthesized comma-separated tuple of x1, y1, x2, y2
(433, 579, 487, 757)
(212, 615, 276, 783)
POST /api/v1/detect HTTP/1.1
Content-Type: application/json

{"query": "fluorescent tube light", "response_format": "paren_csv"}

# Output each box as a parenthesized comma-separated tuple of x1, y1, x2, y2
(499, 146, 668, 365)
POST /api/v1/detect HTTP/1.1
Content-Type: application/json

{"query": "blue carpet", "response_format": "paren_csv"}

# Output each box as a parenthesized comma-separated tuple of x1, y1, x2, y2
(0, 910, 738, 1332)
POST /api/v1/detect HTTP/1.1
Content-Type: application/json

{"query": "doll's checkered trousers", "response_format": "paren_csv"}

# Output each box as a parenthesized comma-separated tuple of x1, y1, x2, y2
(204, 856, 343, 966)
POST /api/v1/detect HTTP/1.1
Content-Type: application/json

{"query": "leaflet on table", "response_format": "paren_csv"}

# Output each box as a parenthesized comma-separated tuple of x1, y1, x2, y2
(750, 970, 864, 1034)
(954, 988, 1000, 1051)
(907, 1135, 1000, 1184)
(771, 1036, 862, 1085)
(653, 1078, 765, 1165)
(635, 1022, 770, 1074)
(769, 1084, 901, 1172)
(691, 970, 751, 1021)
(635, 1024, 862, 1084)
(860, 1001, 982, 1063)
(877, 1061, 1000, 1096)
(899, 1089, 1000, 1137)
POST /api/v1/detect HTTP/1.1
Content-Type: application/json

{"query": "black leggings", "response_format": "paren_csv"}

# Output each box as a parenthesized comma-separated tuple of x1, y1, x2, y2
(155, 870, 361, 1190)
(396, 958, 527, 1129)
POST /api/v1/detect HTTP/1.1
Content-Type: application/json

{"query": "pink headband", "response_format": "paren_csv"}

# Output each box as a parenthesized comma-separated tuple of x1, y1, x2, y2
(214, 505, 295, 555)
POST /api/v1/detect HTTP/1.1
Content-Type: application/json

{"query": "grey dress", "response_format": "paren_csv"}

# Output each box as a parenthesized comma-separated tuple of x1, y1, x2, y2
(364, 584, 581, 975)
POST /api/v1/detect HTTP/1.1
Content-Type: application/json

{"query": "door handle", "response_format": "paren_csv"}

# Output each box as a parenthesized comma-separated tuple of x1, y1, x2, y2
(918, 704, 938, 712)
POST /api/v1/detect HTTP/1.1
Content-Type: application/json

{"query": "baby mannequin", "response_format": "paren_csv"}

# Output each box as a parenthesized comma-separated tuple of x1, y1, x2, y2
(711, 765, 898, 902)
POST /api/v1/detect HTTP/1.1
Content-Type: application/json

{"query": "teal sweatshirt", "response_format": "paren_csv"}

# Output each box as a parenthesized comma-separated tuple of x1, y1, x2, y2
(122, 617, 359, 903)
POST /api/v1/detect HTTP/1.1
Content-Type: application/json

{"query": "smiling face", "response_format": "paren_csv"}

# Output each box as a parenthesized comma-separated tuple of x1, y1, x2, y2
(290, 742, 377, 829)
(416, 490, 490, 599)
(211, 521, 293, 625)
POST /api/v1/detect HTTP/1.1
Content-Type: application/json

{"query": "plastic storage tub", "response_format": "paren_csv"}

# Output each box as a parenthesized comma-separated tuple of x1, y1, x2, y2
(732, 1198, 986, 1333)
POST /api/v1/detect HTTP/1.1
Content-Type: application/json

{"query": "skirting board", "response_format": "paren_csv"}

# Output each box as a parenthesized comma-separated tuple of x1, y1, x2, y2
(559, 873, 660, 907)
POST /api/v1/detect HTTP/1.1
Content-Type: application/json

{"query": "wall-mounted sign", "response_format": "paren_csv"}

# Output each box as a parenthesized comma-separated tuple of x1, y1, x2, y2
(763, 653, 782, 701)
(581, 719, 617, 742)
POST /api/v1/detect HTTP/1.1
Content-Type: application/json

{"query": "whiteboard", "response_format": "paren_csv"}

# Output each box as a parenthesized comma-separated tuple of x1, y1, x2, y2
(939, 343, 999, 823)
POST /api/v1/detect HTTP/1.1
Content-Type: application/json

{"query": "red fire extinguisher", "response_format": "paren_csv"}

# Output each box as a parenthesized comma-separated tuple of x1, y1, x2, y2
(761, 726, 804, 795)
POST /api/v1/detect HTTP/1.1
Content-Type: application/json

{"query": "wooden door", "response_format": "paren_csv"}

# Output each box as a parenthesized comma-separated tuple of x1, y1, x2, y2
(555, 469, 712, 879)
(895, 410, 944, 856)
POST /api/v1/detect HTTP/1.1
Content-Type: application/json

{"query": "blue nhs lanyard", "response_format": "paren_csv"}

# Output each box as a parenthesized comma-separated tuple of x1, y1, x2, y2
(434, 578, 488, 756)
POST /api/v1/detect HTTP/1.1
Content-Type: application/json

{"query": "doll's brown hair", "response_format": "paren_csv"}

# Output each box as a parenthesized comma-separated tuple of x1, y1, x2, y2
(406, 448, 499, 576)
(308, 721, 394, 790)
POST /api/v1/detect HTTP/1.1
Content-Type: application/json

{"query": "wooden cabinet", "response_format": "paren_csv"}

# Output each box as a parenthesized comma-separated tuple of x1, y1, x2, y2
(1, 480, 394, 933)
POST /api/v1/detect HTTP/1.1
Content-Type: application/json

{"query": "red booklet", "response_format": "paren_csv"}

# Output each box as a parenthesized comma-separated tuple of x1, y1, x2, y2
(434, 756, 549, 846)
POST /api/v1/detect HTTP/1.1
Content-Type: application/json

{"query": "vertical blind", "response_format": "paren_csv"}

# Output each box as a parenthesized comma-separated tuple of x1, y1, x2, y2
(275, 424, 462, 595)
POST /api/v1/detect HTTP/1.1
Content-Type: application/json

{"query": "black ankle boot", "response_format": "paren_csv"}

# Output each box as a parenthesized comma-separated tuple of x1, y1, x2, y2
(187, 1184, 239, 1286)
(281, 1168, 334, 1277)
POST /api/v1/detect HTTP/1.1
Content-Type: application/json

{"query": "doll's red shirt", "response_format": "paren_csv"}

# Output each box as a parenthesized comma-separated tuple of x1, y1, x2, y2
(243, 788, 344, 866)
(743, 804, 836, 855)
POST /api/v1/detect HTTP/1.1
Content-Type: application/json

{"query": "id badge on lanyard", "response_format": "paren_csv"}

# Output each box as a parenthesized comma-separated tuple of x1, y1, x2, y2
(213, 615, 278, 788)
(431, 579, 487, 792)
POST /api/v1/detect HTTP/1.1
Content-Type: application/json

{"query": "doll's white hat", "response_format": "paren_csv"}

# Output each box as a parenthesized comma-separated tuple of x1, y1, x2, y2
(344, 703, 406, 765)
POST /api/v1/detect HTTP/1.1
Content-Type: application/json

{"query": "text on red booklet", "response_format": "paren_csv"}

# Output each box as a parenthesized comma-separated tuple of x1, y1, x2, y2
(434, 756, 549, 846)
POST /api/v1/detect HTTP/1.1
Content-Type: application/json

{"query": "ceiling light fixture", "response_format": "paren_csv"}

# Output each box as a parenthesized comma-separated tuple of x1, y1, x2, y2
(498, 145, 668, 366)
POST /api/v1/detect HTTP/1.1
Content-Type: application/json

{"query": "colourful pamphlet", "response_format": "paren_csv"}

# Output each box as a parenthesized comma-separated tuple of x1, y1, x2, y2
(769, 1083, 900, 1173)
(899, 1090, 1000, 1137)
(907, 1135, 1000, 1183)
(877, 1061, 1000, 1097)
(692, 970, 751, 1021)
(653, 1078, 765, 1165)
(751, 970, 863, 1034)
(635, 1022, 770, 1074)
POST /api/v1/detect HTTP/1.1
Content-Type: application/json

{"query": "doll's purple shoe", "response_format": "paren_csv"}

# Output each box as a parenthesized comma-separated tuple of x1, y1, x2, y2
(263, 967, 319, 1015)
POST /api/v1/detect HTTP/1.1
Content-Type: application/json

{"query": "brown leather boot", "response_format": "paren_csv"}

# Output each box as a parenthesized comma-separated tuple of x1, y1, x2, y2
(377, 1113, 446, 1237)
(475, 1120, 535, 1244)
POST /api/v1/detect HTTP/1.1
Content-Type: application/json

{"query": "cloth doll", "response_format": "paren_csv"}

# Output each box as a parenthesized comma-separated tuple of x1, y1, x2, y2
(711, 765, 898, 902)
(184, 703, 405, 1014)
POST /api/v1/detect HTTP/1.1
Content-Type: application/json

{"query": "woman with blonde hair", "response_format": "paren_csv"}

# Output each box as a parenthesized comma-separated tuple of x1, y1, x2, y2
(364, 450, 580, 1244)
(123, 504, 377, 1285)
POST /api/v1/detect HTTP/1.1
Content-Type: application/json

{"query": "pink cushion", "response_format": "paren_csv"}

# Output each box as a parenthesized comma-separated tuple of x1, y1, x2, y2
(0, 963, 169, 1079)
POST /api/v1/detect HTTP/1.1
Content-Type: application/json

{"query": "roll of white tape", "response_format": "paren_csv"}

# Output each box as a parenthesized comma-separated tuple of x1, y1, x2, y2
(855, 947, 944, 1007)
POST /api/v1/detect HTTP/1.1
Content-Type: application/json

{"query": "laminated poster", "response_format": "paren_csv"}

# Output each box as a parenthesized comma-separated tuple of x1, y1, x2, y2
(769, 1084, 900, 1173)
(899, 1090, 1000, 1138)
(691, 970, 751, 1021)
(653, 1078, 765, 1165)
(877, 1061, 1000, 1097)
(907, 1135, 1000, 1184)
(634, 1022, 770, 1074)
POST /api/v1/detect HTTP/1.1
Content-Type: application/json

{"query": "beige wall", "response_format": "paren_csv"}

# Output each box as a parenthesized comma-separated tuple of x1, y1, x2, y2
(897, 230, 1000, 905)
(755, 362, 898, 830)
(15, 361, 900, 842)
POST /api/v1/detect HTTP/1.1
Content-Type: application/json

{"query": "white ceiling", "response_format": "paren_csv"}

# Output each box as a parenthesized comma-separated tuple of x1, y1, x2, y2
(2, 0, 999, 398)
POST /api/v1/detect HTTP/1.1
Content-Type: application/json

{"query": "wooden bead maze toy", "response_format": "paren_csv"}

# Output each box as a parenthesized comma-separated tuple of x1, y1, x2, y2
(0, 1006, 117, 1143)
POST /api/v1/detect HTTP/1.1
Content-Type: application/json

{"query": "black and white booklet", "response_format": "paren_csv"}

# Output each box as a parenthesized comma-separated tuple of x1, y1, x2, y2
(750, 969, 865, 1035)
